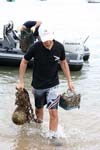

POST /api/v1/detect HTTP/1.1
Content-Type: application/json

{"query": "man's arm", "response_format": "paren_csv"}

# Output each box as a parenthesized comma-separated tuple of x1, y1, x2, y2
(34, 21, 42, 28)
(60, 59, 74, 92)
(20, 25, 27, 31)
(16, 58, 28, 89)
(31, 21, 42, 32)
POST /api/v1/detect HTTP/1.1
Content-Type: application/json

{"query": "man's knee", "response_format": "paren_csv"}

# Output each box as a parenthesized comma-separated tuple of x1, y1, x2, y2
(49, 109, 58, 119)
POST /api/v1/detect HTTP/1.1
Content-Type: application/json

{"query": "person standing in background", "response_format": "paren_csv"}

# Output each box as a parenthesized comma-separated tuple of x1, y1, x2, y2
(20, 20, 42, 52)
(20, 20, 42, 41)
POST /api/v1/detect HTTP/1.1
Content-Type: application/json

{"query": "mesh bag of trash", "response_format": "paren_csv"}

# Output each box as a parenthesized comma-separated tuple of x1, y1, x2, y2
(12, 109, 27, 125)
(59, 89, 81, 110)
(12, 88, 34, 125)
(20, 29, 35, 53)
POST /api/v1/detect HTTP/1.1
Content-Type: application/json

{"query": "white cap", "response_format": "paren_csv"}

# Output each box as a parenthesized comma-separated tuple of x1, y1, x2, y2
(39, 24, 54, 42)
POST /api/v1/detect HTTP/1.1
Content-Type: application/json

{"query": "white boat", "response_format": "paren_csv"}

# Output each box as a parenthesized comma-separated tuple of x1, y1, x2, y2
(63, 36, 90, 71)
(63, 39, 84, 71)
(88, 0, 100, 3)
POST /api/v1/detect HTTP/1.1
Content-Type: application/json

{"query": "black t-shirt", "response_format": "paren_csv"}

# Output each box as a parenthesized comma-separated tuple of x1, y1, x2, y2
(23, 21, 39, 37)
(24, 40, 65, 89)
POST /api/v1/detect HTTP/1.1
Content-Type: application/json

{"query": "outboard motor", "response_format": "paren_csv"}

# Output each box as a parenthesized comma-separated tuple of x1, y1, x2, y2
(2, 21, 19, 50)
(3, 20, 14, 36)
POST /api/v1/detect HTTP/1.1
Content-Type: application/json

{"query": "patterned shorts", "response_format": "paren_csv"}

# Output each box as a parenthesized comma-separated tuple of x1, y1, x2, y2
(32, 85, 60, 109)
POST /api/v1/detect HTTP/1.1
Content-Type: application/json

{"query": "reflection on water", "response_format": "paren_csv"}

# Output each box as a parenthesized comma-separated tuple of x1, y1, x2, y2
(0, 38, 100, 150)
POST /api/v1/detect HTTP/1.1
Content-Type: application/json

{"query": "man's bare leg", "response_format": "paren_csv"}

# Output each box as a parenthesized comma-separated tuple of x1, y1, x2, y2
(49, 109, 58, 131)
(35, 108, 44, 123)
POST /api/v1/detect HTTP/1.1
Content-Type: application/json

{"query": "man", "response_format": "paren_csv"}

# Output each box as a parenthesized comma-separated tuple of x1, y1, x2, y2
(16, 23, 74, 139)
(19, 20, 42, 52)
(20, 20, 42, 41)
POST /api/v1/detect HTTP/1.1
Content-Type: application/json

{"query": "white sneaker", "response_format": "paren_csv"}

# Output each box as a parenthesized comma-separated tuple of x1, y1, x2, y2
(50, 136, 62, 146)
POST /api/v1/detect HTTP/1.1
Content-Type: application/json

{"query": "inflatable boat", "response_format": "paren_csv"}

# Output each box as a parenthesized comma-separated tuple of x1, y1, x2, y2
(0, 21, 85, 71)
(0, 21, 34, 68)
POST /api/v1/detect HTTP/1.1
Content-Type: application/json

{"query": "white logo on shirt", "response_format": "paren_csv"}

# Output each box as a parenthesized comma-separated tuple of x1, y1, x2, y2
(53, 56, 60, 61)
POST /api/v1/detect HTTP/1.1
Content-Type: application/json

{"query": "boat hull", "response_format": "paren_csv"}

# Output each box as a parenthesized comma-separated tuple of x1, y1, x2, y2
(0, 50, 82, 71)
(0, 51, 33, 67)
(68, 64, 83, 71)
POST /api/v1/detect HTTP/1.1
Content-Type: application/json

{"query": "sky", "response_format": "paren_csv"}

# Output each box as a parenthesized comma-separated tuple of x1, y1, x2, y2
(0, 0, 100, 42)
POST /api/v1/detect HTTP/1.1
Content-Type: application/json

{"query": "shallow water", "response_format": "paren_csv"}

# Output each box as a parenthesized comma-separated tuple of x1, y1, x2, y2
(0, 36, 100, 150)
(0, 0, 100, 149)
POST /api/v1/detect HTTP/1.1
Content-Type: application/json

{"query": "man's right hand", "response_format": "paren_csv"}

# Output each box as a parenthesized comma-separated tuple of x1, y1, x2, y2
(16, 82, 24, 90)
